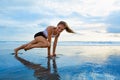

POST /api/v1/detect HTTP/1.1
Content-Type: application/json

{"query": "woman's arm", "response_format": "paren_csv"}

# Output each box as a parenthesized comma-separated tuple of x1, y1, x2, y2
(52, 34, 60, 56)
(47, 26, 53, 57)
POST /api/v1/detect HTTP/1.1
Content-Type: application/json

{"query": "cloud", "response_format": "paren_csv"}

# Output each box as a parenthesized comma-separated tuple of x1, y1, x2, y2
(39, 0, 120, 17)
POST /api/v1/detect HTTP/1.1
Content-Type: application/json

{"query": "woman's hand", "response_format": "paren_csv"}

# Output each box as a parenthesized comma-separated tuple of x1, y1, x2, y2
(52, 53, 56, 57)
(47, 54, 56, 58)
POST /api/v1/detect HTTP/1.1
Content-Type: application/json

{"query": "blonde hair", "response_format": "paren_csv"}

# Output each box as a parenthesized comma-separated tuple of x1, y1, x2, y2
(57, 21, 75, 33)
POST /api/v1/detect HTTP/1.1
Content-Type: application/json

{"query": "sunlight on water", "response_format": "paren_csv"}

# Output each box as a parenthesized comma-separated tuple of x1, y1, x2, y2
(57, 46, 120, 80)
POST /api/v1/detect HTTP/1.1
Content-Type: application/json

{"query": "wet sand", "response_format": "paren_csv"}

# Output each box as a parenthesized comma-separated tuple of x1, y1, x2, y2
(0, 46, 120, 80)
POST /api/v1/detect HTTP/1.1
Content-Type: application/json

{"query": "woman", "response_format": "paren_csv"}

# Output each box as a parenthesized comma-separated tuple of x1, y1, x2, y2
(14, 21, 74, 57)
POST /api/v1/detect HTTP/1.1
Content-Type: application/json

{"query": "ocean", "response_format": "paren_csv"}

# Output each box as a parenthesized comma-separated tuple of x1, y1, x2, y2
(0, 41, 120, 49)
(0, 41, 120, 80)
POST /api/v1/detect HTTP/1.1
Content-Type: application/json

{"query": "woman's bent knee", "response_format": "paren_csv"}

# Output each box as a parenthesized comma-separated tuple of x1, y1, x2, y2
(46, 42, 50, 47)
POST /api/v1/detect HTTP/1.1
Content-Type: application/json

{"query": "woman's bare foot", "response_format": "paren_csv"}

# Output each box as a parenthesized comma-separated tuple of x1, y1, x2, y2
(24, 44, 32, 51)
(24, 48, 27, 51)
(24, 47, 31, 51)
(14, 48, 18, 56)
(24, 46, 29, 51)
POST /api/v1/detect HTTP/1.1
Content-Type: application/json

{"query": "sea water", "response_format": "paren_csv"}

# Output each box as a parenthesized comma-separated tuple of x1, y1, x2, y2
(0, 41, 120, 80)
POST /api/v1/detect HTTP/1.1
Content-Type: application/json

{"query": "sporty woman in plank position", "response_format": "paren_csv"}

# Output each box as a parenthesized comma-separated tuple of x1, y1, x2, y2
(14, 21, 74, 57)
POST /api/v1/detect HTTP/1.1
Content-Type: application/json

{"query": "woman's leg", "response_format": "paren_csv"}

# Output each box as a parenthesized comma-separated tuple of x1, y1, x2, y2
(14, 44, 28, 56)
(24, 40, 37, 51)
(14, 40, 37, 55)
(24, 36, 50, 50)
(27, 41, 49, 49)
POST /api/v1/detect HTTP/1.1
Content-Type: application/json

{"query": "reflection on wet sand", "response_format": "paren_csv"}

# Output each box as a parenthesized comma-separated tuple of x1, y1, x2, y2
(15, 56, 60, 80)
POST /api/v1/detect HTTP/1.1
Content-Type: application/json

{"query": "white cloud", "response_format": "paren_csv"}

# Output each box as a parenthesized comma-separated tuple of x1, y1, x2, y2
(78, 0, 120, 16)
(1, 0, 120, 17)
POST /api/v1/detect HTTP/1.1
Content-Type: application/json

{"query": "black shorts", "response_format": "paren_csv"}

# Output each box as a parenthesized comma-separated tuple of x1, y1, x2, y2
(34, 32, 47, 39)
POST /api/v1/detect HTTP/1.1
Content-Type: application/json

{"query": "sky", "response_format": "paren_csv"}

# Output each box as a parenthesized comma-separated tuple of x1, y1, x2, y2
(0, 0, 120, 41)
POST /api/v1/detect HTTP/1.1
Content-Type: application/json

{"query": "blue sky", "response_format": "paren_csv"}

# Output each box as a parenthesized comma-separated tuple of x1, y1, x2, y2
(0, 0, 120, 41)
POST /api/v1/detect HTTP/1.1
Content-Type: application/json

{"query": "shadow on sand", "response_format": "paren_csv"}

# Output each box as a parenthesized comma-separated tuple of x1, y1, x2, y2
(15, 56, 60, 80)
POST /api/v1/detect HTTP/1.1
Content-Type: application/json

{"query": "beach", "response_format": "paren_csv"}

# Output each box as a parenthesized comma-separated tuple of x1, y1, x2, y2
(0, 41, 120, 80)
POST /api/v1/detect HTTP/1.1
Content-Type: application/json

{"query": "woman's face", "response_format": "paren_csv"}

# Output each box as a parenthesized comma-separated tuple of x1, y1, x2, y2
(57, 24, 65, 34)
